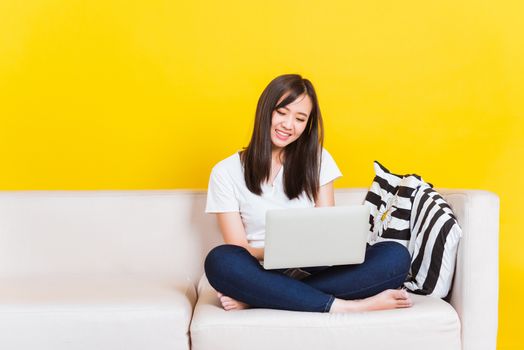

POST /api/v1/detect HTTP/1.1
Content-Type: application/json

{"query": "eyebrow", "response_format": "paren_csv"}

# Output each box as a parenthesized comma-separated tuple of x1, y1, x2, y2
(280, 106, 309, 118)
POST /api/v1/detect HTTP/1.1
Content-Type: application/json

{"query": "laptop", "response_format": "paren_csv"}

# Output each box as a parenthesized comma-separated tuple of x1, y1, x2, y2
(263, 205, 371, 269)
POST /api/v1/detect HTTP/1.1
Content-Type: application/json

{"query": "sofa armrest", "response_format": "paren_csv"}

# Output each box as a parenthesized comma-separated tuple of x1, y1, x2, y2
(440, 189, 499, 350)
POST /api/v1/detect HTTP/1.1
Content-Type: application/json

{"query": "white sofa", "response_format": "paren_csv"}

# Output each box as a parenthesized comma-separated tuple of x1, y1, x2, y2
(0, 189, 498, 350)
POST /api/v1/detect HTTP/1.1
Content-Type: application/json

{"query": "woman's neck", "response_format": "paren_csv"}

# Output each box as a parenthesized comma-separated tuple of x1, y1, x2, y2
(271, 147, 284, 165)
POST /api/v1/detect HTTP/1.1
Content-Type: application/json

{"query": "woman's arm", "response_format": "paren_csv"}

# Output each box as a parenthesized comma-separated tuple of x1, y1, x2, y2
(214, 180, 336, 260)
(216, 212, 265, 260)
(315, 180, 336, 207)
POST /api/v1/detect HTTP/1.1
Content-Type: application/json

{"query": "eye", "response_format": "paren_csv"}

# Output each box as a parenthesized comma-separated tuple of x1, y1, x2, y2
(297, 118, 306, 122)
(276, 109, 286, 116)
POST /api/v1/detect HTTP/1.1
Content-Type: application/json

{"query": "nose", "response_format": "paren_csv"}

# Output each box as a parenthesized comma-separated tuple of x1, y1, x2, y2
(281, 115, 293, 130)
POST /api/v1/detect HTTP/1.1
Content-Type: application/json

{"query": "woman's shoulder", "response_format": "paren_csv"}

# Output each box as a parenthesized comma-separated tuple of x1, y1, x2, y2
(318, 147, 342, 184)
(211, 151, 243, 177)
(320, 147, 336, 161)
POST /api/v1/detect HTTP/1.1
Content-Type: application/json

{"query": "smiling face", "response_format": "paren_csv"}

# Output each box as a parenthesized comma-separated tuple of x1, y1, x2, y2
(242, 74, 324, 200)
(270, 92, 313, 153)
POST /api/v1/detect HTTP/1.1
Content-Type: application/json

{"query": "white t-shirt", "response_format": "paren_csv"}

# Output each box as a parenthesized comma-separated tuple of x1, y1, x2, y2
(205, 148, 343, 248)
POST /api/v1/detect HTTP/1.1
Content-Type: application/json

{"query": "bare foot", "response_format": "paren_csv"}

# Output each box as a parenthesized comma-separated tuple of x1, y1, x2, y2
(217, 292, 250, 311)
(329, 289, 413, 313)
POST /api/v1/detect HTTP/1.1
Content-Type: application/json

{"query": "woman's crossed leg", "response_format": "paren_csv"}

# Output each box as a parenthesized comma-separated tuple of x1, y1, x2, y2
(204, 241, 412, 313)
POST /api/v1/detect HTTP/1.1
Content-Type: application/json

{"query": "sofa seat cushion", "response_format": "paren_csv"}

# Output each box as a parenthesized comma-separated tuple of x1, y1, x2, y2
(191, 275, 461, 350)
(0, 276, 196, 350)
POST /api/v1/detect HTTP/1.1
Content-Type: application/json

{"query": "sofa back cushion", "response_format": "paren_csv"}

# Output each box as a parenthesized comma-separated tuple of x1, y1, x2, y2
(0, 189, 465, 289)
(0, 191, 221, 283)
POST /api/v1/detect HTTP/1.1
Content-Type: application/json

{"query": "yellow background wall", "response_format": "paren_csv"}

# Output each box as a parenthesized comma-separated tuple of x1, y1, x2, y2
(1, 1, 522, 348)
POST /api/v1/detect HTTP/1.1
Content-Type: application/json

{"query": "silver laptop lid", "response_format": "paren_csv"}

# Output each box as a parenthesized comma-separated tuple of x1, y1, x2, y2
(263, 205, 371, 269)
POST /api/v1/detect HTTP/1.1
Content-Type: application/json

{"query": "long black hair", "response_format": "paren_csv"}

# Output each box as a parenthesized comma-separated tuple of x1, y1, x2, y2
(240, 74, 324, 202)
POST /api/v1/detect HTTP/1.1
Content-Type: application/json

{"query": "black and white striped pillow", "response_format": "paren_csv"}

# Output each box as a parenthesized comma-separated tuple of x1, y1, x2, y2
(404, 186, 463, 298)
(364, 161, 427, 250)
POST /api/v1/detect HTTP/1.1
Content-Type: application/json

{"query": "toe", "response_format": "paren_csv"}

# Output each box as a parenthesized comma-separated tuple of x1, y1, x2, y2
(397, 298, 413, 307)
(391, 289, 409, 300)
(224, 303, 236, 311)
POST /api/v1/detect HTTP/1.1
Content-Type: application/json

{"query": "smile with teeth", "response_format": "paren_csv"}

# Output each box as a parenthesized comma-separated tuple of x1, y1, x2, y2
(275, 129, 291, 140)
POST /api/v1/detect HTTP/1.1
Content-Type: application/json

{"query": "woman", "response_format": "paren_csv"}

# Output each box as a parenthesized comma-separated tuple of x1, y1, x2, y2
(204, 74, 412, 313)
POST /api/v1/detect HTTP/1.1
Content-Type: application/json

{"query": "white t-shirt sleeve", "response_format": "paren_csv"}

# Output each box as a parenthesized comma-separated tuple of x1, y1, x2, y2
(205, 165, 240, 213)
(319, 148, 343, 186)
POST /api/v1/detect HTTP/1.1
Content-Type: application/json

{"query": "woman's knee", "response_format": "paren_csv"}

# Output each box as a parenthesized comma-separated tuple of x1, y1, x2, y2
(204, 244, 250, 277)
(372, 241, 411, 275)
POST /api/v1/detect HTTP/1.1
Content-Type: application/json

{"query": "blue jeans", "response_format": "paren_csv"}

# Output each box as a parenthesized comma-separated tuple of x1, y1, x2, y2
(204, 241, 411, 313)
